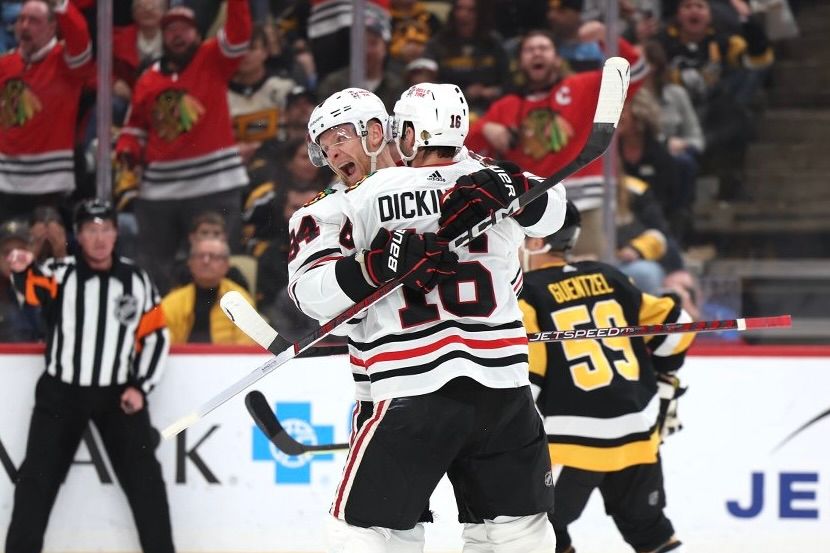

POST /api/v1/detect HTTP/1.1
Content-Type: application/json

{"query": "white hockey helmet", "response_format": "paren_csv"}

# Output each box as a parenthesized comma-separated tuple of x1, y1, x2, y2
(391, 83, 469, 162)
(306, 88, 390, 171)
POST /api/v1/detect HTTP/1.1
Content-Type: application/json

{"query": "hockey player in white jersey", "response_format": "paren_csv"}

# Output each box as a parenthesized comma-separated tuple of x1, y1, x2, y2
(285, 89, 427, 552)
(287, 88, 395, 406)
(319, 83, 567, 552)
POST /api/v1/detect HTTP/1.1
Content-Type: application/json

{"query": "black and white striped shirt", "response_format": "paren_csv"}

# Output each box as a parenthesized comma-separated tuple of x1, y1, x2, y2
(13, 255, 169, 393)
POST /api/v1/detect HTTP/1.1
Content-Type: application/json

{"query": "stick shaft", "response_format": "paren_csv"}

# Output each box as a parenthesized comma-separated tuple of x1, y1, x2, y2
(527, 315, 792, 342)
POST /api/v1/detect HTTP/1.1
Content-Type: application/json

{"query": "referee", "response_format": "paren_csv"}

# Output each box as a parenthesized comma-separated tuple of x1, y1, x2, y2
(4, 199, 175, 553)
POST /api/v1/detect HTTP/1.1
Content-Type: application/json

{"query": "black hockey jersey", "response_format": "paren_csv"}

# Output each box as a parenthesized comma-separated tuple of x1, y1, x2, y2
(518, 260, 694, 472)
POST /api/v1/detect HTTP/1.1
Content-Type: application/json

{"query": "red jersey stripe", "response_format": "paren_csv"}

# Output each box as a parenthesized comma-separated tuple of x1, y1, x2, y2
(364, 335, 528, 368)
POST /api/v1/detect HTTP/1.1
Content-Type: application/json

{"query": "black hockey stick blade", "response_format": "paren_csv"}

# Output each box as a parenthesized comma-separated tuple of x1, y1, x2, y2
(245, 390, 348, 455)
(161, 57, 630, 439)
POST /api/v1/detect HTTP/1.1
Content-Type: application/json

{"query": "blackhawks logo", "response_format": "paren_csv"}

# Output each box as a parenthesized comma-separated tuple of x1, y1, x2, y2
(520, 107, 574, 159)
(151, 88, 205, 141)
(0, 79, 42, 129)
(302, 187, 336, 207)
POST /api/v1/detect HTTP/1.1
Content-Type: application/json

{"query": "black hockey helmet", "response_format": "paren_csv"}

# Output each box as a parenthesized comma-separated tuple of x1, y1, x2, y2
(74, 198, 116, 233)
(543, 200, 581, 252)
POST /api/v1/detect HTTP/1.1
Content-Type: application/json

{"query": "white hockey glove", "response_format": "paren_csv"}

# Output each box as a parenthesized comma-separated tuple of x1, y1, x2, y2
(657, 373, 687, 441)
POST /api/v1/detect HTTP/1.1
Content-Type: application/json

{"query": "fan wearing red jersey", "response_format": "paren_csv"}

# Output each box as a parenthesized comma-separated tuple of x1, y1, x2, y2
(114, 2, 251, 294)
(0, 0, 93, 223)
(465, 24, 647, 257)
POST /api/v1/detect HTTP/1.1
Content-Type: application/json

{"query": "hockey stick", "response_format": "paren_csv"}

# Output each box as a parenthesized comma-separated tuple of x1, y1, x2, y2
(526, 314, 792, 342)
(221, 293, 792, 350)
(246, 390, 347, 455)
(160, 57, 631, 439)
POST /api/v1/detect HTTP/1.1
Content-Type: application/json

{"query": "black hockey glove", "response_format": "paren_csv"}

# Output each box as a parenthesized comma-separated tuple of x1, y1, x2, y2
(438, 161, 545, 241)
(364, 229, 459, 293)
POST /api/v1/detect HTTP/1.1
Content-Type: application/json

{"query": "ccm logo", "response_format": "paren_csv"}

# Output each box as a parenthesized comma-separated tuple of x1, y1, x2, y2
(493, 168, 516, 197)
(387, 231, 405, 273)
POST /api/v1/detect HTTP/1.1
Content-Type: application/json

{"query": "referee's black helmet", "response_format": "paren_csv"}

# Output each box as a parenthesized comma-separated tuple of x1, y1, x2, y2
(543, 200, 581, 252)
(74, 198, 116, 232)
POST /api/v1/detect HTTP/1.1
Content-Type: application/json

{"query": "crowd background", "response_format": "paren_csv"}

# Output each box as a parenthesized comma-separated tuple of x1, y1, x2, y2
(0, 0, 821, 347)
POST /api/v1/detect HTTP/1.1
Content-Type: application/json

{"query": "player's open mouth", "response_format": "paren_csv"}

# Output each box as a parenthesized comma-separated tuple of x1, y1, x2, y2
(339, 162, 357, 178)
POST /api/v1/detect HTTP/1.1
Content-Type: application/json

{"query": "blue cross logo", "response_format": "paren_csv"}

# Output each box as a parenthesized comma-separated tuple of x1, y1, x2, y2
(252, 402, 335, 484)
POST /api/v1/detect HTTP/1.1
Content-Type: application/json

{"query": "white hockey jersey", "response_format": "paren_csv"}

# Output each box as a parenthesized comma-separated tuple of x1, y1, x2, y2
(285, 183, 370, 400)
(342, 154, 567, 401)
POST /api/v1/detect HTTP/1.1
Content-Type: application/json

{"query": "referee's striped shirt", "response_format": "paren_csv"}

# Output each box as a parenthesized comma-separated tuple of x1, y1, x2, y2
(13, 255, 169, 393)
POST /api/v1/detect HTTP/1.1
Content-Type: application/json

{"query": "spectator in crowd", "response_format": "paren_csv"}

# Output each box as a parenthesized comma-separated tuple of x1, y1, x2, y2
(279, 86, 317, 142)
(388, 0, 441, 66)
(170, 0, 270, 37)
(114, 1, 251, 295)
(404, 56, 438, 86)
(308, 0, 391, 81)
(112, 0, 165, 99)
(643, 39, 704, 226)
(657, 0, 773, 200)
(491, 0, 549, 42)
(316, 12, 405, 111)
(242, 138, 332, 256)
(4, 198, 174, 553)
(161, 235, 256, 344)
(28, 205, 68, 262)
(623, 172, 688, 277)
(0, 218, 43, 342)
(260, 20, 316, 88)
(617, 174, 671, 295)
(466, 24, 646, 258)
(0, 0, 22, 52)
(423, 0, 510, 117)
(255, 185, 319, 316)
(172, 211, 251, 291)
(547, 0, 605, 72)
(228, 24, 297, 167)
(0, 0, 93, 224)
(617, 89, 688, 244)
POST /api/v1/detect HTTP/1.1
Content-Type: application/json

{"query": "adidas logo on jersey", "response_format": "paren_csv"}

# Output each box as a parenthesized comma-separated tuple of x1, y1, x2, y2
(426, 170, 445, 182)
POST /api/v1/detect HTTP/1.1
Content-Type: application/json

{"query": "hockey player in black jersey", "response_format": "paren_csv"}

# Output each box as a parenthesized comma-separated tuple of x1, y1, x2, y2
(518, 201, 693, 553)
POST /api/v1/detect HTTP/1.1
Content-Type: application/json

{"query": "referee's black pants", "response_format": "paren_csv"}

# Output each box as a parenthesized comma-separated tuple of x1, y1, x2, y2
(5, 374, 175, 553)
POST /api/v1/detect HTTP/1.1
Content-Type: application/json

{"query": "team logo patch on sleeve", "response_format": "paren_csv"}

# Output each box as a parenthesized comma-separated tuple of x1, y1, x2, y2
(152, 89, 205, 141)
(0, 79, 42, 129)
(303, 187, 337, 207)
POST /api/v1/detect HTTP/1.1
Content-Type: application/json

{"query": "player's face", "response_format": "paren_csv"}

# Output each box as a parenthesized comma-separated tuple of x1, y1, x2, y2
(317, 123, 367, 185)
(15, 1, 56, 56)
(677, 0, 711, 34)
(519, 35, 559, 86)
(77, 220, 117, 265)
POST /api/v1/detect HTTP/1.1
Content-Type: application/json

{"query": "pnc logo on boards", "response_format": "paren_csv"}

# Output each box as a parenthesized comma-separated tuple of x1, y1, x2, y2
(252, 402, 334, 484)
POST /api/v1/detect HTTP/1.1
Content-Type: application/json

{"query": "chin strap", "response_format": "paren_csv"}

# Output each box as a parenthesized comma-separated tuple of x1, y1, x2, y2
(362, 136, 386, 173)
(519, 243, 552, 272)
